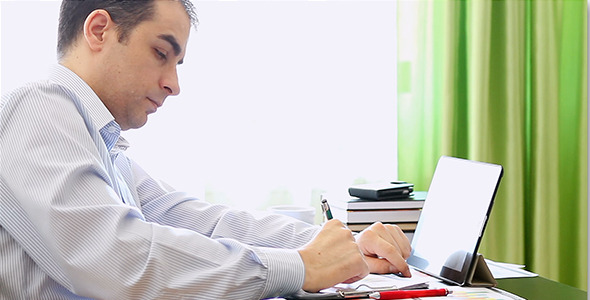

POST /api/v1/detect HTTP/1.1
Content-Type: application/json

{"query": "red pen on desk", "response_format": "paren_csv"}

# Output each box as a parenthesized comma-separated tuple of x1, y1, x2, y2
(368, 288, 451, 299)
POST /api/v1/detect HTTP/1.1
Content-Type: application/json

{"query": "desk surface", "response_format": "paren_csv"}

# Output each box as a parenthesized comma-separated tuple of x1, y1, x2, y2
(497, 276, 587, 300)
(269, 276, 587, 300)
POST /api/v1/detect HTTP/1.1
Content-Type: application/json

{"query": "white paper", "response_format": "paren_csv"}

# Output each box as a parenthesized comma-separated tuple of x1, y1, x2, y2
(485, 259, 539, 279)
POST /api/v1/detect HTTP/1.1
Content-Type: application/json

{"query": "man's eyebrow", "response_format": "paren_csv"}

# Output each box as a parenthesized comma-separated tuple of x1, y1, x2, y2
(158, 34, 182, 57)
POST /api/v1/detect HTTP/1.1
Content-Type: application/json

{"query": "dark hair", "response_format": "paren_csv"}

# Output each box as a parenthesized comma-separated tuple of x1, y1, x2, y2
(57, 0, 197, 59)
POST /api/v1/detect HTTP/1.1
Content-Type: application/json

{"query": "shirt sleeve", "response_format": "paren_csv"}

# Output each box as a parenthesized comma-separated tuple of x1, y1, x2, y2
(120, 153, 322, 298)
(0, 83, 319, 299)
(125, 155, 319, 248)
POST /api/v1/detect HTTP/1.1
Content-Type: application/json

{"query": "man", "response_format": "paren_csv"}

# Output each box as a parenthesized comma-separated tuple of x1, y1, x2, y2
(0, 1, 411, 298)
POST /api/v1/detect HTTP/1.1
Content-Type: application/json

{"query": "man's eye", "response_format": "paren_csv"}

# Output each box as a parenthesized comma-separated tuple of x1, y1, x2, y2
(155, 49, 167, 60)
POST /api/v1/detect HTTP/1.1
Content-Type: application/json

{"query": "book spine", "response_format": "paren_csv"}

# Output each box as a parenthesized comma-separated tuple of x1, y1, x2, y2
(332, 207, 421, 223)
(332, 200, 424, 210)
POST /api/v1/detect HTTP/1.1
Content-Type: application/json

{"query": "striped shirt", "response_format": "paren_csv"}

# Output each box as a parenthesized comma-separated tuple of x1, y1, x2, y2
(0, 64, 318, 299)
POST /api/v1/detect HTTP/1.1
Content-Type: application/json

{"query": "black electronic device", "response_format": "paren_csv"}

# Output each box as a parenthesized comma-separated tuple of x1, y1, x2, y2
(407, 156, 503, 287)
(348, 181, 414, 200)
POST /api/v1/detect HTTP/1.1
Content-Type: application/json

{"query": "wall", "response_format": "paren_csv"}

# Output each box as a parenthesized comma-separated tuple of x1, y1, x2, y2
(1, 0, 398, 215)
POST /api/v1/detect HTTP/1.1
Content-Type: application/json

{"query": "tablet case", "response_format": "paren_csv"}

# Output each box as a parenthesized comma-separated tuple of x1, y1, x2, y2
(464, 253, 497, 287)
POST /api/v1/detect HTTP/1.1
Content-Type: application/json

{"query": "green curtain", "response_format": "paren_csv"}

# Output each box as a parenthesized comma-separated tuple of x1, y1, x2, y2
(397, 0, 587, 290)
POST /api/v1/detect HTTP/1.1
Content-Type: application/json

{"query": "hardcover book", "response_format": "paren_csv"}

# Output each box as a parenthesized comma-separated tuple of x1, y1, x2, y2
(332, 191, 427, 210)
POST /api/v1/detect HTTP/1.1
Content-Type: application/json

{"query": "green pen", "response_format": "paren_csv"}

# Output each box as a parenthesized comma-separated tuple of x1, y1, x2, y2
(321, 196, 333, 221)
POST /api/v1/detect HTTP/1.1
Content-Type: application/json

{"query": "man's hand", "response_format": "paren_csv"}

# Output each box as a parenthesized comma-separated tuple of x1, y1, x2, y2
(297, 220, 369, 292)
(355, 222, 412, 277)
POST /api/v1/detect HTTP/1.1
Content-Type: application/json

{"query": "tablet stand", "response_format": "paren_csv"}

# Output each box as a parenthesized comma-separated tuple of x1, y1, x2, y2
(464, 253, 497, 287)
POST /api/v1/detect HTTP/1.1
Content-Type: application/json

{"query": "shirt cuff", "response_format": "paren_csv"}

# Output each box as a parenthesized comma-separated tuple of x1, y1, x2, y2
(257, 247, 305, 299)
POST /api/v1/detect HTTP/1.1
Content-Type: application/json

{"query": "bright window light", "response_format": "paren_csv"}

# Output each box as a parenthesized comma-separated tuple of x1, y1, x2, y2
(1, 1, 398, 218)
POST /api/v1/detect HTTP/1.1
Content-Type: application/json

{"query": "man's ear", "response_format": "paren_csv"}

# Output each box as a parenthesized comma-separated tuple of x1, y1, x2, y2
(83, 9, 115, 52)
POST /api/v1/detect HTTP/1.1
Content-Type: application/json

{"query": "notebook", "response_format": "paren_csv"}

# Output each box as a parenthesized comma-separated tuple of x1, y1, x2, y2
(406, 156, 503, 287)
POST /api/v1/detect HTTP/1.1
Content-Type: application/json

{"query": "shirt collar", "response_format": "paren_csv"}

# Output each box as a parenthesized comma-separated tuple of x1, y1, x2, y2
(49, 64, 123, 152)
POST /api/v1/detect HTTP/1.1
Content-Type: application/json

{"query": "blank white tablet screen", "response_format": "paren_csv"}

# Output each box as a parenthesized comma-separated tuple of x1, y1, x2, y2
(407, 156, 503, 284)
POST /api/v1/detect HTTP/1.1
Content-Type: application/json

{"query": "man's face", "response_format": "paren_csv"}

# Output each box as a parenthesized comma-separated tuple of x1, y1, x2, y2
(96, 0, 190, 130)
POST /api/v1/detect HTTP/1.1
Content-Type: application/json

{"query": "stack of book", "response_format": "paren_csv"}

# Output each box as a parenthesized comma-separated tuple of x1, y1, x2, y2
(330, 182, 426, 241)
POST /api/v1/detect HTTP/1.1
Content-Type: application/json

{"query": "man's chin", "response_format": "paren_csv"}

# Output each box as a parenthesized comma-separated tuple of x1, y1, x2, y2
(122, 117, 149, 131)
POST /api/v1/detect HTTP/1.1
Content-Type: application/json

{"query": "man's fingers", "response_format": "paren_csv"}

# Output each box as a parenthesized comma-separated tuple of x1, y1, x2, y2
(299, 219, 370, 292)
(383, 224, 412, 259)
(364, 256, 411, 277)
(363, 234, 412, 277)
(355, 222, 412, 277)
(369, 223, 411, 259)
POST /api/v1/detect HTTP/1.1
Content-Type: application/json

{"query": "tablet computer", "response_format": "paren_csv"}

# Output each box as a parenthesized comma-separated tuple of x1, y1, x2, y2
(406, 156, 503, 286)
